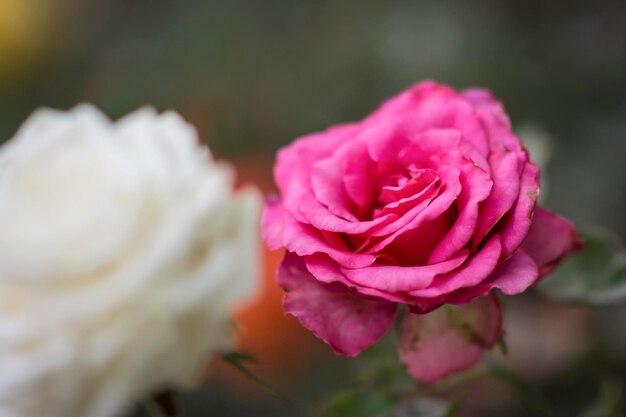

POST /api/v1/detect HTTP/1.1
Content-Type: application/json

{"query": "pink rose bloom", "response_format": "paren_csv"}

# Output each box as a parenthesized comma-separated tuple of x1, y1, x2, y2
(263, 81, 581, 381)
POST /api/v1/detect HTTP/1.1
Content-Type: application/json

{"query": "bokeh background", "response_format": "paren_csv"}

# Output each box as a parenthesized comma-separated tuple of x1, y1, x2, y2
(1, 0, 625, 416)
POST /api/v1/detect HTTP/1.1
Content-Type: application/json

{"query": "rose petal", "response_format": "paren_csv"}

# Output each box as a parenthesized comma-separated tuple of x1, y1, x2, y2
(428, 159, 492, 264)
(364, 124, 412, 175)
(521, 207, 583, 277)
(278, 253, 396, 356)
(461, 88, 522, 155)
(298, 196, 397, 234)
(304, 252, 353, 286)
(305, 253, 418, 304)
(405, 129, 462, 160)
(365, 165, 461, 242)
(381, 213, 450, 265)
(278, 124, 396, 234)
(487, 249, 540, 294)
(399, 294, 502, 382)
(311, 158, 359, 222)
(378, 169, 440, 208)
(341, 249, 468, 293)
(370, 83, 490, 158)
(498, 162, 540, 257)
(261, 198, 287, 251)
(472, 151, 521, 247)
(363, 81, 449, 128)
(407, 295, 449, 314)
(340, 142, 380, 215)
(274, 123, 359, 197)
(262, 200, 376, 268)
(365, 85, 490, 169)
(444, 248, 540, 304)
(409, 236, 502, 298)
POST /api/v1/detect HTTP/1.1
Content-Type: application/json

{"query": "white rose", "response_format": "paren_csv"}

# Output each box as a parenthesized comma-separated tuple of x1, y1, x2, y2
(0, 105, 261, 417)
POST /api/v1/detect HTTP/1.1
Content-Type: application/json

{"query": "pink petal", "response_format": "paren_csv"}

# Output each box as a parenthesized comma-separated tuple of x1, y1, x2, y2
(278, 253, 397, 356)
(497, 162, 540, 257)
(363, 81, 449, 127)
(462, 88, 542, 256)
(378, 169, 440, 208)
(340, 249, 469, 293)
(428, 159, 493, 263)
(297, 196, 397, 234)
(304, 252, 354, 287)
(487, 249, 540, 294)
(409, 236, 502, 298)
(461, 88, 522, 155)
(311, 157, 359, 222)
(365, 86, 489, 169)
(262, 200, 376, 268)
(363, 122, 413, 174)
(374, 174, 442, 220)
(521, 207, 583, 277)
(358, 152, 466, 263)
(444, 248, 540, 304)
(406, 129, 463, 159)
(274, 123, 359, 196)
(275, 125, 358, 227)
(397, 128, 487, 176)
(399, 294, 502, 382)
(277, 124, 395, 235)
(365, 165, 461, 242)
(305, 253, 430, 304)
(472, 151, 522, 247)
(376, 83, 490, 157)
(281, 153, 396, 236)
(364, 184, 449, 244)
(340, 141, 380, 215)
(381, 213, 451, 265)
(262, 197, 288, 251)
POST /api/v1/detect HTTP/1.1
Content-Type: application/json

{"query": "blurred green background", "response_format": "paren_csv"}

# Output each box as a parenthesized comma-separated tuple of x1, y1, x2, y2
(1, 0, 625, 416)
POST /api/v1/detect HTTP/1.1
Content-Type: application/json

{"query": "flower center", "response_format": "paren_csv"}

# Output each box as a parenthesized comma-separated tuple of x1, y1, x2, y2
(373, 166, 441, 218)
(378, 166, 438, 205)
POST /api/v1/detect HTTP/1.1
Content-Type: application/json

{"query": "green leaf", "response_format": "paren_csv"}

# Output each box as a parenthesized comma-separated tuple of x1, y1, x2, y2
(219, 351, 291, 406)
(537, 229, 626, 305)
(317, 391, 396, 417)
(578, 379, 624, 417)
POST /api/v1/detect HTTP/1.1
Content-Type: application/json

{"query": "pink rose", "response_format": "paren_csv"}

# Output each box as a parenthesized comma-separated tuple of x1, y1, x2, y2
(263, 81, 581, 381)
